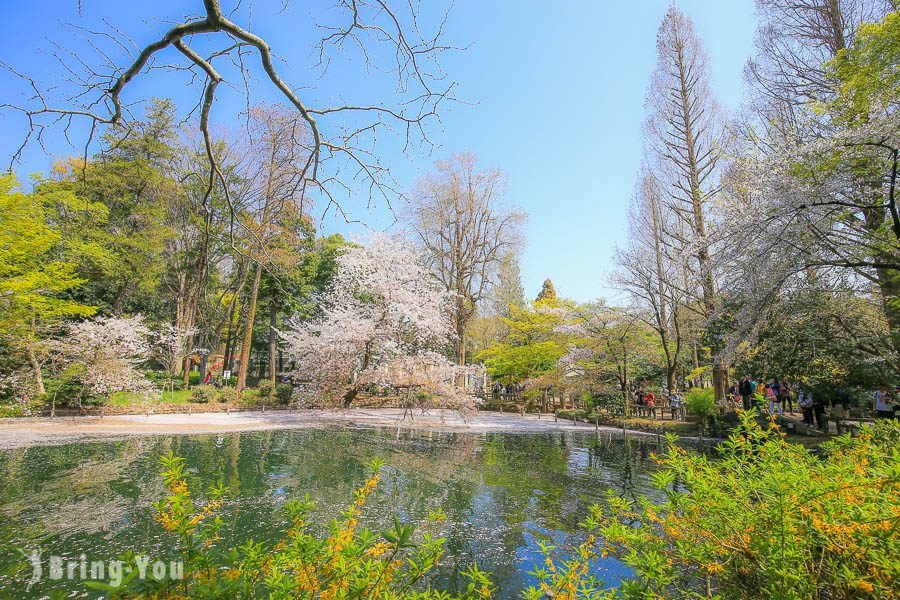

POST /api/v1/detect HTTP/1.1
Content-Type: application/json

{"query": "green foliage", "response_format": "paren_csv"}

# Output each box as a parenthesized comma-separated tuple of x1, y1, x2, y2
(477, 300, 566, 383)
(828, 9, 900, 120)
(239, 389, 262, 407)
(217, 387, 239, 404)
(0, 174, 96, 344)
(685, 388, 716, 418)
(590, 416, 900, 598)
(733, 290, 893, 391)
(257, 379, 276, 399)
(556, 408, 588, 422)
(588, 390, 626, 414)
(535, 278, 557, 302)
(190, 385, 215, 404)
(275, 384, 293, 405)
(492, 251, 526, 318)
(106, 455, 495, 599)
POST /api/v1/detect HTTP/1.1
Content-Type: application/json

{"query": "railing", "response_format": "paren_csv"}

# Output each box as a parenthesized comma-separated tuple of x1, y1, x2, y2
(30, 403, 303, 418)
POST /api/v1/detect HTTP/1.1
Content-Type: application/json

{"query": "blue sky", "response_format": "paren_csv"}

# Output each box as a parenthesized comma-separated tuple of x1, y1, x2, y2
(0, 0, 756, 302)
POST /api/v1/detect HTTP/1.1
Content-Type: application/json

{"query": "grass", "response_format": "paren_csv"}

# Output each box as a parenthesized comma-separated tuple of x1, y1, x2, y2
(109, 389, 194, 406)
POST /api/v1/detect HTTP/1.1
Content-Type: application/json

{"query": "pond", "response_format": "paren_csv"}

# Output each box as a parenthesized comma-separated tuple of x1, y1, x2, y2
(0, 427, 666, 598)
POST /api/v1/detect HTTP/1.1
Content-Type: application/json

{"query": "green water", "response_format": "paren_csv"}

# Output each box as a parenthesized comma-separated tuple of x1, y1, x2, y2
(0, 426, 664, 598)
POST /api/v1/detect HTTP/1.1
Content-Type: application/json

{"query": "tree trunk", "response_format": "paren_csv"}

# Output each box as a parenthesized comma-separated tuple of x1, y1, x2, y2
(713, 361, 729, 409)
(691, 342, 700, 386)
(112, 282, 128, 317)
(876, 267, 900, 357)
(236, 263, 262, 395)
(223, 331, 234, 374)
(27, 345, 45, 395)
(455, 298, 467, 365)
(268, 298, 278, 386)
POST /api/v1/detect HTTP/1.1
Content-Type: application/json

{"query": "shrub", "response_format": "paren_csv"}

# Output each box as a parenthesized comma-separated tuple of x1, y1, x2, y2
(685, 387, 716, 418)
(257, 379, 275, 399)
(104, 454, 494, 599)
(556, 408, 588, 422)
(47, 375, 94, 407)
(591, 416, 900, 598)
(0, 397, 43, 417)
(190, 385, 215, 403)
(590, 390, 626, 414)
(216, 387, 238, 404)
(275, 383, 293, 405)
(522, 388, 542, 411)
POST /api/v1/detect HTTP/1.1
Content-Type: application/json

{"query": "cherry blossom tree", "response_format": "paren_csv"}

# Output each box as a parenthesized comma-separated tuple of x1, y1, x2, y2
(721, 0, 899, 365)
(55, 315, 157, 404)
(281, 234, 473, 409)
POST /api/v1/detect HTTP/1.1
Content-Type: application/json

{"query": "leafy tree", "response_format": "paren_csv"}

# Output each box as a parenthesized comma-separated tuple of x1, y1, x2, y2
(560, 303, 662, 402)
(0, 175, 95, 394)
(256, 231, 345, 386)
(535, 278, 557, 302)
(733, 289, 894, 392)
(476, 298, 567, 398)
(491, 251, 526, 318)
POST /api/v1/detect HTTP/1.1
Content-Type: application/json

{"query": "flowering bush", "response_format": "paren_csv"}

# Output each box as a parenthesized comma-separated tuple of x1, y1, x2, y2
(103, 454, 494, 599)
(592, 414, 900, 599)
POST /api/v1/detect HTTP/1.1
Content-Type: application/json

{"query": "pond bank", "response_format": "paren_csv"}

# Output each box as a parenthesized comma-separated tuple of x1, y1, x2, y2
(0, 409, 686, 450)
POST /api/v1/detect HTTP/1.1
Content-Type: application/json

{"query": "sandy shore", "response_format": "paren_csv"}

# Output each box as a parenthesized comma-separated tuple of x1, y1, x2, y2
(0, 409, 649, 450)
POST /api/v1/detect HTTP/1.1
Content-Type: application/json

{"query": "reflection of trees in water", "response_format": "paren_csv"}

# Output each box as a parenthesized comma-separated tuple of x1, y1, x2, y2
(585, 434, 666, 503)
(0, 438, 154, 539)
(0, 428, 669, 599)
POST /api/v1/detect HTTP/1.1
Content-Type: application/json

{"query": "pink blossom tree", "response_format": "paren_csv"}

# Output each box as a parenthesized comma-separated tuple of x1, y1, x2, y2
(281, 234, 474, 410)
(54, 315, 157, 406)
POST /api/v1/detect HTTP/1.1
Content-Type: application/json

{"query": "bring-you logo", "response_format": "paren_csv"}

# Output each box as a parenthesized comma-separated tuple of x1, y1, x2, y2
(23, 548, 183, 591)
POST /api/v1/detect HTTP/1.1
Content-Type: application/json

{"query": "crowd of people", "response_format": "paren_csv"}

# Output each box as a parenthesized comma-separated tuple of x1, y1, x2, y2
(632, 387, 684, 419)
(628, 377, 898, 433)
(728, 378, 899, 432)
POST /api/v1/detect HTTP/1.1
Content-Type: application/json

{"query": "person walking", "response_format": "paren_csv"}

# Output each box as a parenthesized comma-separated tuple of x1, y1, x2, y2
(766, 384, 782, 416)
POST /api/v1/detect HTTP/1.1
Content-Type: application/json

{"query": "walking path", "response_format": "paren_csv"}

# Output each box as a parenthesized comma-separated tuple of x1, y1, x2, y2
(0, 409, 659, 450)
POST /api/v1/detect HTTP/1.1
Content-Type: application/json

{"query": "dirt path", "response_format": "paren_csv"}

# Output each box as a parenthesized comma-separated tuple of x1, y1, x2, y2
(0, 409, 652, 450)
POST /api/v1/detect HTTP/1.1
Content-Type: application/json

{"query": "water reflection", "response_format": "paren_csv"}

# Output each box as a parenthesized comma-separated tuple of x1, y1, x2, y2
(0, 427, 665, 598)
